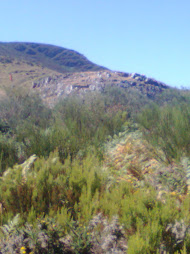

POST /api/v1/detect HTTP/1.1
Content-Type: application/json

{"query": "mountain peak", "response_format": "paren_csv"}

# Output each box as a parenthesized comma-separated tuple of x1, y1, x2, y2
(0, 42, 107, 73)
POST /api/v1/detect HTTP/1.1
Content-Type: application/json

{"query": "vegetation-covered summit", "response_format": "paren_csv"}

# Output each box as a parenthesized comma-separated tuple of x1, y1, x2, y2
(0, 42, 106, 73)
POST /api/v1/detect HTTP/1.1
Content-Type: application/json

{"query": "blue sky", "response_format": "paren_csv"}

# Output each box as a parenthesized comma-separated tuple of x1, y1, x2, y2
(1, 0, 190, 88)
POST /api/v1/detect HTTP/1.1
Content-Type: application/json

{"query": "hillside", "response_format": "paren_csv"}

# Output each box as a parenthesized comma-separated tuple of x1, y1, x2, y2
(0, 42, 106, 73)
(0, 42, 169, 106)
(0, 87, 190, 253)
(0, 42, 190, 253)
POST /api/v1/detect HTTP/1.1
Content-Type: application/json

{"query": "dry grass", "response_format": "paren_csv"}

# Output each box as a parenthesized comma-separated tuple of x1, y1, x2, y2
(0, 60, 59, 92)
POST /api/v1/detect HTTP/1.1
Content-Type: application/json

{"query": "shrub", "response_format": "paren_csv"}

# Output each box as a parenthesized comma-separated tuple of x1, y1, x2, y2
(0, 134, 19, 173)
(138, 103, 190, 162)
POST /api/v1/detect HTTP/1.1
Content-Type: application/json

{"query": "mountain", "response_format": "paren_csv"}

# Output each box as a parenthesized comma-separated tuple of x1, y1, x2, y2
(0, 42, 190, 253)
(0, 42, 106, 73)
(0, 42, 169, 106)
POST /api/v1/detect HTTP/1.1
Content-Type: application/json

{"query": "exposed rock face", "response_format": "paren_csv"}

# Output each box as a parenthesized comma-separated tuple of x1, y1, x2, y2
(31, 71, 169, 106)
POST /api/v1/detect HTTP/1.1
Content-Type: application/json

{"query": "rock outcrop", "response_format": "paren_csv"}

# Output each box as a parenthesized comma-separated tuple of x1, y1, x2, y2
(31, 71, 169, 106)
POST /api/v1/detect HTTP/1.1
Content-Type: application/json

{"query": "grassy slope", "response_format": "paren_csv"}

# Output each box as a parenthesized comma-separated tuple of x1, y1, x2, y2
(0, 59, 60, 99)
(0, 42, 106, 73)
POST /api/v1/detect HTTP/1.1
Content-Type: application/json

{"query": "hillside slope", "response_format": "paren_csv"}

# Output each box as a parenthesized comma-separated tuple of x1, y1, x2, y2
(0, 45, 189, 252)
(0, 42, 106, 73)
(0, 42, 170, 106)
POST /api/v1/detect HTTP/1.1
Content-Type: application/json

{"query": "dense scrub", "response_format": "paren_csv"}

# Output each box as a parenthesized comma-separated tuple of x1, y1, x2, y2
(1, 152, 190, 253)
(0, 86, 190, 253)
(137, 91, 190, 163)
(0, 87, 131, 172)
(0, 86, 151, 172)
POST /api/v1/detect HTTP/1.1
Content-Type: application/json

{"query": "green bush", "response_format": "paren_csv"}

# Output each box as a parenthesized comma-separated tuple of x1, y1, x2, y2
(0, 88, 52, 130)
(138, 103, 190, 162)
(0, 134, 19, 173)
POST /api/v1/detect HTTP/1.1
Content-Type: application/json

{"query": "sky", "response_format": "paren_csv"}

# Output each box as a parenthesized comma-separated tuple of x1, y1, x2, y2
(1, 0, 190, 88)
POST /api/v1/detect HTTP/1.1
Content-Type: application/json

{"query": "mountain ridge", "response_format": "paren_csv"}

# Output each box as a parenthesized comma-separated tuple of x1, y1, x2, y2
(0, 42, 107, 73)
(0, 42, 169, 106)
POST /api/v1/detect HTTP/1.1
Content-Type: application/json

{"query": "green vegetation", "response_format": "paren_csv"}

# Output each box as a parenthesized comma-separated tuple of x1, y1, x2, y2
(0, 42, 106, 73)
(138, 91, 190, 162)
(0, 86, 190, 253)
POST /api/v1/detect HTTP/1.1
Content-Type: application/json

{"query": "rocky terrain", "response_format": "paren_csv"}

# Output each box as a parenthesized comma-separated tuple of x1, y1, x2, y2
(31, 71, 169, 106)
(0, 66, 169, 107)
(0, 42, 169, 107)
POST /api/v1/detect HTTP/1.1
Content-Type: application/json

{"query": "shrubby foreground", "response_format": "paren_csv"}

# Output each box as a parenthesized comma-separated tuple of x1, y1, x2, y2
(0, 86, 190, 253)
